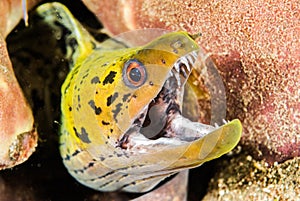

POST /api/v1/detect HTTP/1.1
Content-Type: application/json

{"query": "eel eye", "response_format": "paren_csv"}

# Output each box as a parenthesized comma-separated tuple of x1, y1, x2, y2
(123, 59, 147, 88)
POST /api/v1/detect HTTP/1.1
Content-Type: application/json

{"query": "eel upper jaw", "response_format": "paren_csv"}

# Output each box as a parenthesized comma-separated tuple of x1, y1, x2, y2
(119, 51, 217, 149)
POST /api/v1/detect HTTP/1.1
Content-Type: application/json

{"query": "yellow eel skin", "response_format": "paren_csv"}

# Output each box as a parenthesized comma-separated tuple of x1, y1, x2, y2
(37, 2, 242, 193)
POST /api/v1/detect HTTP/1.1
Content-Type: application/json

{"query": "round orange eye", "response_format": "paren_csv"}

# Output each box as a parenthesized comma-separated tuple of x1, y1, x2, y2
(123, 59, 147, 88)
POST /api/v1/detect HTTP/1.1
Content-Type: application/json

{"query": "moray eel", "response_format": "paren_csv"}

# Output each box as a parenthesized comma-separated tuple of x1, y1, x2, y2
(37, 3, 242, 193)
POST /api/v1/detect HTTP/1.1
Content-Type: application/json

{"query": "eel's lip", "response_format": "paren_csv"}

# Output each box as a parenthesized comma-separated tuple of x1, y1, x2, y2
(117, 119, 242, 176)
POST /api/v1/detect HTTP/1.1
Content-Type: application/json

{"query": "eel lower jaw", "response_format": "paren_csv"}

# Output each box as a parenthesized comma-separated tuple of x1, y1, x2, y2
(122, 117, 242, 169)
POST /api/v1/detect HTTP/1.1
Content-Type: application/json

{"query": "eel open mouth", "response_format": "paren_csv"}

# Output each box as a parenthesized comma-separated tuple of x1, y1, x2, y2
(118, 51, 220, 149)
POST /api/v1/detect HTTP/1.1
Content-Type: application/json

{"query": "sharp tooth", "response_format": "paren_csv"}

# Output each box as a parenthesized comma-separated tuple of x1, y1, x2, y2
(172, 51, 199, 85)
(222, 119, 228, 124)
(181, 57, 189, 69)
(174, 61, 180, 72)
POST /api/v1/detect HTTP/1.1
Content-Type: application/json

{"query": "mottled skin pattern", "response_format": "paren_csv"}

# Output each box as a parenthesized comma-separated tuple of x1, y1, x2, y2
(37, 3, 242, 193)
(60, 37, 200, 192)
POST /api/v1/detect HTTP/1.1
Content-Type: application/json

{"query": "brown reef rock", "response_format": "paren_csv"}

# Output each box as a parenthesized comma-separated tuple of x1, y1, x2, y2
(0, 35, 37, 170)
(0, 0, 39, 170)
